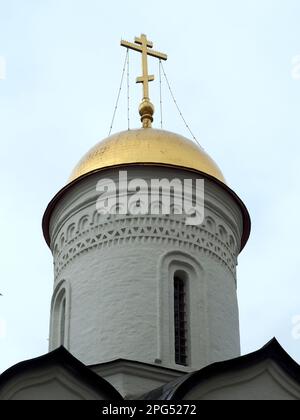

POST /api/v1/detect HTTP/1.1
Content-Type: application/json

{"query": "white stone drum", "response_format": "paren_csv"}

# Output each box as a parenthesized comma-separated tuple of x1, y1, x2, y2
(46, 166, 246, 373)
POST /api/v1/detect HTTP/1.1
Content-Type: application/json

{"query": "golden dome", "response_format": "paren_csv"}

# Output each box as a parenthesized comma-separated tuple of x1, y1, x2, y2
(69, 128, 226, 184)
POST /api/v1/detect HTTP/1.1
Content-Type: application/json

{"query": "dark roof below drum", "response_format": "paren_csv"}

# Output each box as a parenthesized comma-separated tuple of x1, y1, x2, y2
(140, 338, 300, 400)
(0, 346, 123, 400)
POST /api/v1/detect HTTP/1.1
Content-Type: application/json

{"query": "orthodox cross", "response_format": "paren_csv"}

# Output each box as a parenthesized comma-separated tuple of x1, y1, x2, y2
(121, 34, 167, 127)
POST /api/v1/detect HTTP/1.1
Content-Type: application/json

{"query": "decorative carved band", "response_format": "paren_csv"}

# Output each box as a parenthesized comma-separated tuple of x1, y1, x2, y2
(53, 215, 237, 277)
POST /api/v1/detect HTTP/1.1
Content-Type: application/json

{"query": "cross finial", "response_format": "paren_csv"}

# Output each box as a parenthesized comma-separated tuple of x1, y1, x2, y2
(121, 34, 167, 128)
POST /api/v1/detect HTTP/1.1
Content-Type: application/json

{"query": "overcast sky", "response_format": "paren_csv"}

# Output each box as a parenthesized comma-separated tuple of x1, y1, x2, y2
(0, 0, 300, 373)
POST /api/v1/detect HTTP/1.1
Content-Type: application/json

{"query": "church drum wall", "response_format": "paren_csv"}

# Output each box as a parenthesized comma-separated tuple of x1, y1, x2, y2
(48, 167, 244, 372)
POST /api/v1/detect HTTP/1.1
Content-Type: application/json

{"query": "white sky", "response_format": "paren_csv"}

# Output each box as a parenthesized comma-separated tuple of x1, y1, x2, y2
(0, 0, 300, 373)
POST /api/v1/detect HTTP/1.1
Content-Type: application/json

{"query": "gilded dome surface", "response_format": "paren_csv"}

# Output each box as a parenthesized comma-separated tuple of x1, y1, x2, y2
(69, 128, 226, 184)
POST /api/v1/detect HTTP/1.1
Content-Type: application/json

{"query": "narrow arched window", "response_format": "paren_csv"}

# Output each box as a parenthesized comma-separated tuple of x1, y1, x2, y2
(50, 286, 68, 349)
(60, 298, 66, 346)
(174, 272, 188, 366)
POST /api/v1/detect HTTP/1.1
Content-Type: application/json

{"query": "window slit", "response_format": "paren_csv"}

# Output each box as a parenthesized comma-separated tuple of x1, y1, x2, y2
(174, 275, 188, 366)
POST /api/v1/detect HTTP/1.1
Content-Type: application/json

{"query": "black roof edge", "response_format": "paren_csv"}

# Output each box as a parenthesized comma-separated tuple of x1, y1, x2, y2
(0, 347, 123, 400)
(168, 338, 300, 400)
